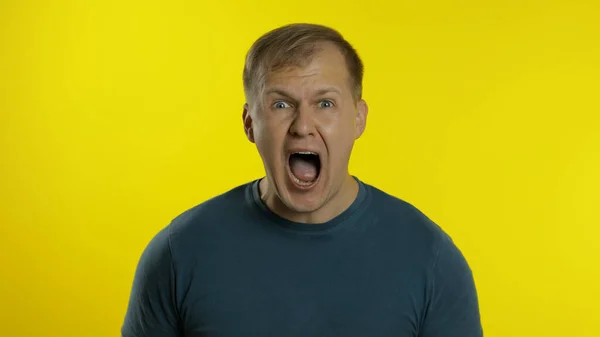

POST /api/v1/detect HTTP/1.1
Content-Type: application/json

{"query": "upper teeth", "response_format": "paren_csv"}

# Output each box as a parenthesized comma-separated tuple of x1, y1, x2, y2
(295, 151, 317, 155)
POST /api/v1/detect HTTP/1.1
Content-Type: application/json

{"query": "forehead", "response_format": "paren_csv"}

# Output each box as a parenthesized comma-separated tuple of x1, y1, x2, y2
(262, 43, 351, 94)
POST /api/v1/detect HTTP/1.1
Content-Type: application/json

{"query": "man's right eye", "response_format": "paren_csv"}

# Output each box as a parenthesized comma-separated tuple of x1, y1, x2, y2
(273, 101, 291, 109)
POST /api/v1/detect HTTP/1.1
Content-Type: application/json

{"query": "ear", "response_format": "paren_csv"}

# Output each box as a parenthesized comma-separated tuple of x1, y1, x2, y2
(354, 99, 368, 139)
(243, 103, 255, 143)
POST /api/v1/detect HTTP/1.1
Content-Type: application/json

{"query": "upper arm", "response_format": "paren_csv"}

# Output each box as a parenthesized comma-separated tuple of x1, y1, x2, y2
(419, 233, 483, 337)
(121, 226, 181, 337)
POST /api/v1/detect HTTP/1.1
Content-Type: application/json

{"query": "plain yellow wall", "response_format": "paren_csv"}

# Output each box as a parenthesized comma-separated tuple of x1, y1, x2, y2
(1, 0, 599, 336)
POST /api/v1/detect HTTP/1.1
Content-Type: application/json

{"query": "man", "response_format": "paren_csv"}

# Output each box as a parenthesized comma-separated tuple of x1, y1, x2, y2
(122, 23, 483, 337)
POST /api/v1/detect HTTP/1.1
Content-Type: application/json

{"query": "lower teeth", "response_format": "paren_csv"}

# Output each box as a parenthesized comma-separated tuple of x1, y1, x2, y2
(292, 176, 315, 186)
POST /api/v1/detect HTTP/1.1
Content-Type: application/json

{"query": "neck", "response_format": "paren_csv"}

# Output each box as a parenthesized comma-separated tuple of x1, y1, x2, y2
(259, 174, 359, 224)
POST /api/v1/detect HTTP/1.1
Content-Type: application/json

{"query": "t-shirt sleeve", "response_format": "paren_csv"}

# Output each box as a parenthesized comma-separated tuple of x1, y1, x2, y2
(121, 226, 181, 337)
(420, 232, 483, 337)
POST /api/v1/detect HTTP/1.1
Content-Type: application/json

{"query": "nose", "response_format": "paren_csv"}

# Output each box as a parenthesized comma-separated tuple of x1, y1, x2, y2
(289, 104, 315, 137)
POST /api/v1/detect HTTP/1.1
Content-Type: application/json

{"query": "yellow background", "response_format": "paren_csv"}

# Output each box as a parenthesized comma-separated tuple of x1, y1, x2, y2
(1, 0, 599, 336)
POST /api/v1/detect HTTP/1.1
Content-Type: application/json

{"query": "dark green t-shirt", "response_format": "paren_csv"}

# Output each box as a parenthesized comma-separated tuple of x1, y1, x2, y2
(122, 177, 482, 336)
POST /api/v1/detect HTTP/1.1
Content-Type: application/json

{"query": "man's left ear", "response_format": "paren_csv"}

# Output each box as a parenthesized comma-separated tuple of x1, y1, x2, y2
(354, 99, 368, 139)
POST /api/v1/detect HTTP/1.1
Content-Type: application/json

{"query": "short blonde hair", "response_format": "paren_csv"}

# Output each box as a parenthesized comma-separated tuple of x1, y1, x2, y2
(243, 23, 364, 103)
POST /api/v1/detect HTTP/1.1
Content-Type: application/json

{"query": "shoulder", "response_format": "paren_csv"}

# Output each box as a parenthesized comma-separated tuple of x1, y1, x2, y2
(367, 183, 445, 236)
(362, 182, 473, 287)
(152, 181, 254, 254)
(169, 181, 251, 231)
(362, 182, 454, 263)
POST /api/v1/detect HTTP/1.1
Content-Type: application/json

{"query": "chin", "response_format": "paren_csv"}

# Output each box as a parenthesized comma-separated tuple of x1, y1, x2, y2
(278, 178, 330, 214)
(264, 160, 333, 217)
(283, 197, 325, 214)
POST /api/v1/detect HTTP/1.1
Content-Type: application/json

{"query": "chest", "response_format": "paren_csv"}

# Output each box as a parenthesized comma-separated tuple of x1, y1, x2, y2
(176, 239, 428, 337)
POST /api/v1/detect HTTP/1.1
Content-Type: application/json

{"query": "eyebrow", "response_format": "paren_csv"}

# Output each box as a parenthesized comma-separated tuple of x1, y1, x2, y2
(264, 88, 294, 99)
(264, 86, 341, 98)
(314, 87, 341, 96)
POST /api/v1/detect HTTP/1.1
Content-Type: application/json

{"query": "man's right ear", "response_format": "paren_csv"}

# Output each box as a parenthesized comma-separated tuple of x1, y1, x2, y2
(242, 103, 255, 143)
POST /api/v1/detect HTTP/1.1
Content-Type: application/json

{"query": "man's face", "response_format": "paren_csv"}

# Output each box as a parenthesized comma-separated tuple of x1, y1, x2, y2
(243, 42, 367, 214)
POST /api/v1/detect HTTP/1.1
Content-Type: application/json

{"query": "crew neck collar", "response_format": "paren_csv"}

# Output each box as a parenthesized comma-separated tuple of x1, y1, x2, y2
(247, 176, 369, 235)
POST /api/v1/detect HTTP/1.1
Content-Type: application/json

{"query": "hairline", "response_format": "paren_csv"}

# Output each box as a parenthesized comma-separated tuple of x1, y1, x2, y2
(243, 26, 363, 108)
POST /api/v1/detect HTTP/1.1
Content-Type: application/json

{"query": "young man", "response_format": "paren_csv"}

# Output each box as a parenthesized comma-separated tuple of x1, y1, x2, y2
(122, 23, 483, 337)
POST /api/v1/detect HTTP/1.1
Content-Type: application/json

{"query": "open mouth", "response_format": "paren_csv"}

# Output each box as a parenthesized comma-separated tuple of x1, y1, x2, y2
(288, 152, 321, 187)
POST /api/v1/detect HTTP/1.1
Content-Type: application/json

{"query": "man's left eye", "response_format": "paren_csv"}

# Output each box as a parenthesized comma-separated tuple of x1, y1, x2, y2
(318, 100, 334, 108)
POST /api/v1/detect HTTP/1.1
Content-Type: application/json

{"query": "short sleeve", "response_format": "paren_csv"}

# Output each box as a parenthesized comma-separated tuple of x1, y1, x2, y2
(121, 226, 181, 337)
(420, 232, 483, 337)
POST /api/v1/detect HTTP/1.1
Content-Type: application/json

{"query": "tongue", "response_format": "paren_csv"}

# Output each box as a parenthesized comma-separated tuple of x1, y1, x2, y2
(289, 156, 318, 182)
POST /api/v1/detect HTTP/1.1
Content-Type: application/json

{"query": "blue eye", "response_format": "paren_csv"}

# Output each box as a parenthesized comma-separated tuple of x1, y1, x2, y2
(273, 101, 291, 109)
(319, 100, 334, 108)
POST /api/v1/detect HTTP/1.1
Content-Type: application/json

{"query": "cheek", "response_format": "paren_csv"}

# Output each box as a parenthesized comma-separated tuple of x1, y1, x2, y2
(331, 118, 357, 153)
(255, 121, 285, 154)
(321, 114, 355, 140)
